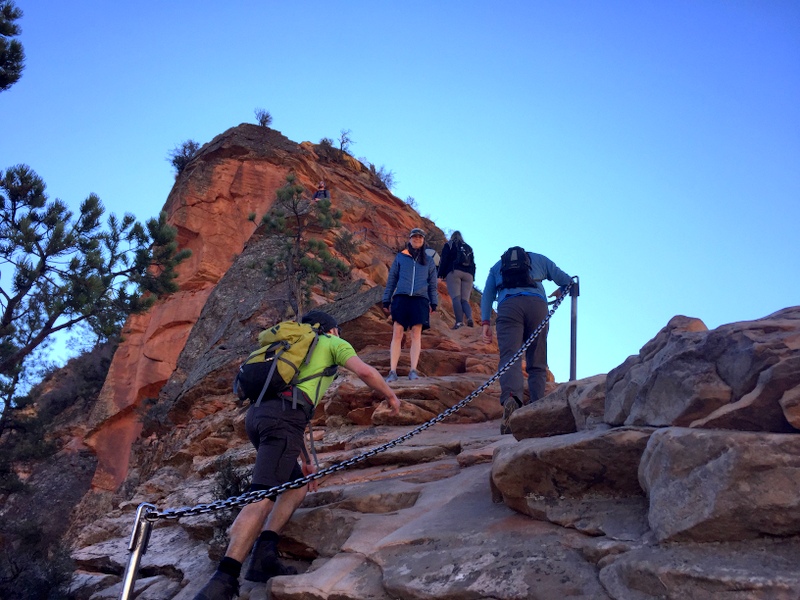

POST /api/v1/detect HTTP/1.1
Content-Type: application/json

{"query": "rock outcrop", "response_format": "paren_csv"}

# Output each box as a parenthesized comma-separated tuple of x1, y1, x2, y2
(491, 306, 800, 598)
(3, 123, 800, 599)
(68, 301, 800, 600)
(81, 124, 487, 492)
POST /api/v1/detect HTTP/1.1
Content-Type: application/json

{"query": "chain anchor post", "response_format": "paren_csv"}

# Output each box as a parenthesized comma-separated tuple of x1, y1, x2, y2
(569, 276, 580, 381)
(118, 503, 155, 600)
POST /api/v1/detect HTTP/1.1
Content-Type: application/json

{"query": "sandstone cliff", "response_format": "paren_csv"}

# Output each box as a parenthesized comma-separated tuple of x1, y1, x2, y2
(80, 124, 492, 493)
(2, 125, 799, 600)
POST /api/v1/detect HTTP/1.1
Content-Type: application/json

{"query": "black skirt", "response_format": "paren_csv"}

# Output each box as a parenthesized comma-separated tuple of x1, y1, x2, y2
(391, 294, 430, 330)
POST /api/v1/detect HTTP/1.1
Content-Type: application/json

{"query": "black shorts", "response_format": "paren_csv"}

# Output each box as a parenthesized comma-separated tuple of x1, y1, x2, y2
(391, 294, 430, 330)
(244, 399, 308, 499)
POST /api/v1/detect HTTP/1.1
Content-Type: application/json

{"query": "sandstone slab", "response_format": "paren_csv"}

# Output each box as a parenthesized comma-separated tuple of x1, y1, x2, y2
(639, 427, 800, 542)
(510, 374, 607, 439)
(600, 539, 800, 599)
(492, 427, 653, 538)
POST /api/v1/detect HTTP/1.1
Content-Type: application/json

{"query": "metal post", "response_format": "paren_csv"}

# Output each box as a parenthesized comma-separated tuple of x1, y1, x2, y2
(118, 503, 155, 600)
(569, 276, 580, 381)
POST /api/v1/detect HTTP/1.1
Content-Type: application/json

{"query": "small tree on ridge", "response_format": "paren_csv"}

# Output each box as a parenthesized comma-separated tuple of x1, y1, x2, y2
(255, 174, 349, 318)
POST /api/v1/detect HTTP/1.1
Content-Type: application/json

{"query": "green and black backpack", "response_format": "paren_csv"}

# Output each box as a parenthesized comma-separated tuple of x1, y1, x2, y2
(233, 320, 337, 410)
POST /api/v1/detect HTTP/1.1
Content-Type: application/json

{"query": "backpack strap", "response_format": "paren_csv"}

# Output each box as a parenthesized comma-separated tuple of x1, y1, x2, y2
(306, 423, 320, 470)
(293, 365, 339, 404)
(299, 440, 315, 469)
(287, 327, 333, 471)
(254, 341, 289, 407)
(303, 330, 321, 365)
(289, 386, 320, 470)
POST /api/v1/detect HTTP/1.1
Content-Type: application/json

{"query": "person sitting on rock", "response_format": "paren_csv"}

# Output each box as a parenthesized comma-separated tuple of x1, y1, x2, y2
(312, 180, 330, 201)
(382, 228, 438, 382)
(194, 311, 400, 600)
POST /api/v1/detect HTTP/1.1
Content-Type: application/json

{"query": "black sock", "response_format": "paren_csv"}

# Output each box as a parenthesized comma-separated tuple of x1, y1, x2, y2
(218, 557, 242, 579)
(258, 530, 280, 543)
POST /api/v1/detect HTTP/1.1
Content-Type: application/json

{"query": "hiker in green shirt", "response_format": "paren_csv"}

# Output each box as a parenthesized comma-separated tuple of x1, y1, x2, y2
(194, 311, 400, 600)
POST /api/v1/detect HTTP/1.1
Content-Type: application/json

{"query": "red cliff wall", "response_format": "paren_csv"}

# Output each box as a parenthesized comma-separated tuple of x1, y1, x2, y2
(83, 125, 439, 490)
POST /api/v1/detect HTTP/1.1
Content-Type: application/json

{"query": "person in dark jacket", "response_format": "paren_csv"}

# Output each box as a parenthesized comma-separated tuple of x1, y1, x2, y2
(438, 230, 476, 329)
(312, 181, 329, 201)
(382, 228, 438, 381)
(481, 248, 572, 434)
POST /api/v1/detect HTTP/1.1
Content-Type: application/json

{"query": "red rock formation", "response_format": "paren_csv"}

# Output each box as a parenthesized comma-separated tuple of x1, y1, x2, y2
(8, 124, 800, 600)
(84, 125, 495, 491)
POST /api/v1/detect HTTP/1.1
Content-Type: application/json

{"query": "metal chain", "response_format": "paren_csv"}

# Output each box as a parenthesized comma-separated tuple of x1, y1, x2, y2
(146, 279, 576, 522)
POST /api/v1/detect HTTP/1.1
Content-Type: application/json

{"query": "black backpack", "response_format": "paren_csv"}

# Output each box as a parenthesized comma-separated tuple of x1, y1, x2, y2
(499, 246, 538, 289)
(455, 243, 474, 269)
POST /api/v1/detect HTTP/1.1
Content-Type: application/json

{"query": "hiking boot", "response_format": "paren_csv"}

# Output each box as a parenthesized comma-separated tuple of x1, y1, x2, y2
(193, 571, 239, 600)
(408, 369, 420, 380)
(452, 322, 464, 330)
(244, 538, 298, 583)
(385, 371, 398, 383)
(467, 319, 475, 327)
(500, 397, 521, 435)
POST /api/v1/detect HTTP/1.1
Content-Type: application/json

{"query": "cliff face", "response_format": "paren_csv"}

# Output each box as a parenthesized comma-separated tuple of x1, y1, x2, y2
(66, 306, 800, 600)
(3, 125, 800, 600)
(81, 124, 475, 492)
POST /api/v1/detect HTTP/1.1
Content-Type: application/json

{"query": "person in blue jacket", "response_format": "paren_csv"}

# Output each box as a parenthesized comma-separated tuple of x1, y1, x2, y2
(481, 247, 572, 433)
(382, 228, 438, 381)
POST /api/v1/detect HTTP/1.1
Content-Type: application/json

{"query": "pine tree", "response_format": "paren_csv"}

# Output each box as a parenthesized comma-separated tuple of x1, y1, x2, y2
(0, 0, 25, 92)
(257, 174, 350, 318)
(0, 164, 191, 424)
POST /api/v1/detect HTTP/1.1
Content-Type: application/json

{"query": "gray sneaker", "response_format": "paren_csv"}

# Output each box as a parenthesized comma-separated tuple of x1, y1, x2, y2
(193, 571, 239, 600)
(408, 370, 420, 380)
(385, 371, 398, 383)
(500, 397, 521, 435)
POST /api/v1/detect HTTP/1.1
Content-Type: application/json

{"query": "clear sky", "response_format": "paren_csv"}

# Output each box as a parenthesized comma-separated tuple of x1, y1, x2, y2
(2, 1, 798, 383)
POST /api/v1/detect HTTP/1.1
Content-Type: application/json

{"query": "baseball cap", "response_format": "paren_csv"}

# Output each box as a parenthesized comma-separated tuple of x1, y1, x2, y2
(301, 311, 338, 332)
(409, 228, 426, 238)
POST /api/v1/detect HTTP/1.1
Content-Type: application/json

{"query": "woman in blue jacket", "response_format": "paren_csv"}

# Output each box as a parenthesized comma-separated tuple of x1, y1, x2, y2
(382, 228, 438, 381)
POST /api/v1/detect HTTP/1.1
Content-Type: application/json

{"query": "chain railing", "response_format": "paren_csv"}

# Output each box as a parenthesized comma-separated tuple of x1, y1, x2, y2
(118, 277, 577, 599)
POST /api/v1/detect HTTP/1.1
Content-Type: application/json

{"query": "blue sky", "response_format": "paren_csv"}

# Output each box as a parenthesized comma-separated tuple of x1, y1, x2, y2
(2, 1, 798, 382)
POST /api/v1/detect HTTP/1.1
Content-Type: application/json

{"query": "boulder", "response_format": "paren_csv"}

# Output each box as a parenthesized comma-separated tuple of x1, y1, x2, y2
(606, 307, 800, 433)
(510, 373, 607, 439)
(692, 353, 800, 432)
(600, 539, 800, 599)
(639, 427, 800, 542)
(605, 316, 731, 427)
(491, 427, 654, 539)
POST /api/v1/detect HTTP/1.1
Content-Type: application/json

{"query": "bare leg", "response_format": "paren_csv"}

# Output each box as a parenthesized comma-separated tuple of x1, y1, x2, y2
(223, 497, 274, 562)
(243, 487, 308, 583)
(409, 324, 423, 371)
(262, 485, 307, 534)
(389, 322, 404, 371)
(222, 486, 307, 563)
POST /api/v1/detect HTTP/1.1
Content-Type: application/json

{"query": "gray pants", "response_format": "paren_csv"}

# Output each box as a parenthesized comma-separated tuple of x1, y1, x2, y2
(496, 295, 549, 405)
(445, 269, 474, 324)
